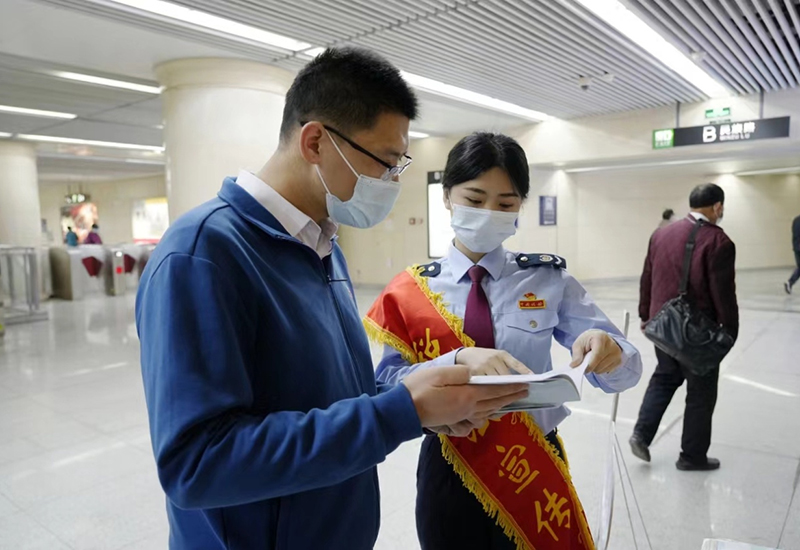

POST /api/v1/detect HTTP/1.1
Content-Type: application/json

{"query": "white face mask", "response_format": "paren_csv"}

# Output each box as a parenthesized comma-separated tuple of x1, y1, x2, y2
(450, 204, 518, 253)
(316, 131, 400, 229)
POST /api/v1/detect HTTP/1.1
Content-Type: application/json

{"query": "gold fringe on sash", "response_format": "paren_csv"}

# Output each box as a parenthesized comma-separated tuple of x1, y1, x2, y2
(439, 412, 594, 550)
(406, 266, 476, 349)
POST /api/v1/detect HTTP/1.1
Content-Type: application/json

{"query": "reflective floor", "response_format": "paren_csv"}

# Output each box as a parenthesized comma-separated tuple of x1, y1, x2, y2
(0, 268, 798, 550)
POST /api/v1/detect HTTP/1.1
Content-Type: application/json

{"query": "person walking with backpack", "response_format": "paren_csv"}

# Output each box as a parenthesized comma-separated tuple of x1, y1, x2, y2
(630, 183, 738, 471)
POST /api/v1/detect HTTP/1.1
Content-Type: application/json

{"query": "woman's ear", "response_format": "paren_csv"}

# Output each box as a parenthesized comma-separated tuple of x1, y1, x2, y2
(443, 190, 452, 211)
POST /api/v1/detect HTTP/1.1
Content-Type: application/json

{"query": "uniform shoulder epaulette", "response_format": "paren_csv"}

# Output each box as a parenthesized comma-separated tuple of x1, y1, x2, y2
(515, 253, 567, 270)
(418, 261, 441, 277)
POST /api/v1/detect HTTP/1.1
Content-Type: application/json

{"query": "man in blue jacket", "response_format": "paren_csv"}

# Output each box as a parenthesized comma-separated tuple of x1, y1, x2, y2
(136, 48, 528, 549)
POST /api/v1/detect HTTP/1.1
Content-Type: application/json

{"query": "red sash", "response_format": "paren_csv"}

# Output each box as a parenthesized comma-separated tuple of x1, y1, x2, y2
(365, 266, 594, 550)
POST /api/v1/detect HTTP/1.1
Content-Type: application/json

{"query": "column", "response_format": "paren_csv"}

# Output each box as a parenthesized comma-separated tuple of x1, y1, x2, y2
(155, 58, 294, 222)
(0, 141, 41, 247)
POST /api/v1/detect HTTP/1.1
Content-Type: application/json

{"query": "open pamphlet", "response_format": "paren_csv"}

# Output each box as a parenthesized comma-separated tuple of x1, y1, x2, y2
(467, 353, 593, 411)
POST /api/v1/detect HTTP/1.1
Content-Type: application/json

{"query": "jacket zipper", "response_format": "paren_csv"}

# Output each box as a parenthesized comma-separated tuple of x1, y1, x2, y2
(270, 234, 364, 394)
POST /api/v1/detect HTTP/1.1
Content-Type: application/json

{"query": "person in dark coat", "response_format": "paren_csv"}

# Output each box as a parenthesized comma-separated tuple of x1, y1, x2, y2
(785, 214, 800, 294)
(631, 183, 738, 471)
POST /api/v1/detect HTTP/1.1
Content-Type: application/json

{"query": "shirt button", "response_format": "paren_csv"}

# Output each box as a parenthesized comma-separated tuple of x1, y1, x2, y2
(529, 320, 538, 329)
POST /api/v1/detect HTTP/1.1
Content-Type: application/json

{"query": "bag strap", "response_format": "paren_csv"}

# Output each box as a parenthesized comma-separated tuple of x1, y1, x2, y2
(679, 217, 705, 295)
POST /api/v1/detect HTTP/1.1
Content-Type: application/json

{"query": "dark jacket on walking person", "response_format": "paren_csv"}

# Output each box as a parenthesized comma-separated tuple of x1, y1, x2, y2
(786, 214, 800, 294)
(631, 183, 738, 472)
(640, 215, 739, 340)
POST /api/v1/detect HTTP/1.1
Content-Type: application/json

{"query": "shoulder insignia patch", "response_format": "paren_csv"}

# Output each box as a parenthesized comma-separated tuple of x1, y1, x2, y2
(515, 253, 567, 270)
(418, 262, 441, 277)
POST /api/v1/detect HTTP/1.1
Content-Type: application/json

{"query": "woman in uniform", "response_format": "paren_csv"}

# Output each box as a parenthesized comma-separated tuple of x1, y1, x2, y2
(364, 132, 642, 550)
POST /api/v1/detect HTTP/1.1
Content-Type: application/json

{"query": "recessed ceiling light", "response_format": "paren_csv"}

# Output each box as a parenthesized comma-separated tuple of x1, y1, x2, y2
(51, 71, 161, 94)
(16, 134, 164, 152)
(409, 131, 430, 139)
(401, 72, 551, 122)
(105, 0, 312, 51)
(574, 0, 729, 98)
(0, 105, 77, 119)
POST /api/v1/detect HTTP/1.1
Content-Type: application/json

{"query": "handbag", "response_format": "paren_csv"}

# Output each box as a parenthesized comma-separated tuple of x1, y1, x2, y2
(644, 218, 735, 376)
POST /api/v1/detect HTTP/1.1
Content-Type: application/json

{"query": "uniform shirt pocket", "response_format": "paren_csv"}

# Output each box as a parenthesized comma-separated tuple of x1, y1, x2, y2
(498, 311, 559, 373)
(503, 311, 559, 334)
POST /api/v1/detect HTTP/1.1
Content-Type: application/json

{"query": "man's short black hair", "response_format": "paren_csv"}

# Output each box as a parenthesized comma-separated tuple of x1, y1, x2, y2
(279, 47, 418, 141)
(442, 132, 530, 199)
(662, 208, 674, 220)
(689, 183, 725, 208)
(67, 226, 72, 231)
(91, 224, 99, 230)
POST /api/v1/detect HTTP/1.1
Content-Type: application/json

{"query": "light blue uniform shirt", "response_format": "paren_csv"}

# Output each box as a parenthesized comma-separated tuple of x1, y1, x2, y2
(375, 245, 643, 434)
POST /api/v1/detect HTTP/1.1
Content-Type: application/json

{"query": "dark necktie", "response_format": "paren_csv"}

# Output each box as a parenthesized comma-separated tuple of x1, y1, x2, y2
(464, 265, 495, 349)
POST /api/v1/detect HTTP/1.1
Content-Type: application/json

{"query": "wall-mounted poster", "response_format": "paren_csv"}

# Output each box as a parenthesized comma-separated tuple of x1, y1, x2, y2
(539, 196, 557, 226)
(132, 197, 169, 244)
(427, 171, 453, 259)
(60, 202, 99, 244)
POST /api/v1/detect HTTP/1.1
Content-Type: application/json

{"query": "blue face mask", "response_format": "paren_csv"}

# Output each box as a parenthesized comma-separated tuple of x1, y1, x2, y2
(316, 131, 401, 229)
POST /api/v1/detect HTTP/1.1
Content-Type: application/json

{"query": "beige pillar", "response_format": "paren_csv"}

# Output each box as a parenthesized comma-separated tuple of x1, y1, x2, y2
(155, 58, 294, 222)
(0, 141, 41, 247)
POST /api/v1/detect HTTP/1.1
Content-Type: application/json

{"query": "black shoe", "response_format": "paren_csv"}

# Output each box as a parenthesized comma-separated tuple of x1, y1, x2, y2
(629, 434, 651, 462)
(785, 281, 793, 295)
(676, 457, 720, 471)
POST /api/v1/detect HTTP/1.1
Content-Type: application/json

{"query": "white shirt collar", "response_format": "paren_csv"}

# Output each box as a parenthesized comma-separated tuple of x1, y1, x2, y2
(235, 170, 338, 258)
(448, 244, 506, 283)
(689, 211, 710, 223)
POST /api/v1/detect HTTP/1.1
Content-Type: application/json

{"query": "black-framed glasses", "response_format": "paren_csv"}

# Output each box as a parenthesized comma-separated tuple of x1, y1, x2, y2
(300, 121, 413, 181)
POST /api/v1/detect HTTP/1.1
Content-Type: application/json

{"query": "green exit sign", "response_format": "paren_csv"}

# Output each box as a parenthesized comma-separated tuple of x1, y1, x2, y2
(705, 107, 731, 120)
(653, 128, 675, 149)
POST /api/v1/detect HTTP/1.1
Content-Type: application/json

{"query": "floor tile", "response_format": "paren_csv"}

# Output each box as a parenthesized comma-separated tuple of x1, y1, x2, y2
(0, 512, 71, 550)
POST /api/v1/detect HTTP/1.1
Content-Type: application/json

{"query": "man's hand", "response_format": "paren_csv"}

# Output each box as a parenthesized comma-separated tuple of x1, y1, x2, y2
(402, 367, 528, 435)
(456, 348, 532, 376)
(570, 329, 623, 374)
(640, 320, 648, 333)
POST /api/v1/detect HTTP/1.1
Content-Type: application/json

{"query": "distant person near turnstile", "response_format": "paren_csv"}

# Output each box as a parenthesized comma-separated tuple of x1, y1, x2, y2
(85, 224, 103, 245)
(657, 208, 675, 230)
(785, 214, 800, 294)
(65, 227, 79, 247)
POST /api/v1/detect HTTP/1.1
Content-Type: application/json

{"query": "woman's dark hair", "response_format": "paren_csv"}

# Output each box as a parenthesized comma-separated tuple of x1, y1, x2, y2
(91, 224, 99, 230)
(442, 132, 530, 199)
(662, 208, 674, 220)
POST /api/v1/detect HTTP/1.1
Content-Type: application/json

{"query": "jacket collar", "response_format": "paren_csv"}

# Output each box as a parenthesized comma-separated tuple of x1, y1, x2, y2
(218, 177, 294, 241)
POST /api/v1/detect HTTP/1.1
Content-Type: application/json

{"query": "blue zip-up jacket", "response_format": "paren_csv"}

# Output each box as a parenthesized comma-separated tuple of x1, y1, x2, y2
(135, 180, 422, 549)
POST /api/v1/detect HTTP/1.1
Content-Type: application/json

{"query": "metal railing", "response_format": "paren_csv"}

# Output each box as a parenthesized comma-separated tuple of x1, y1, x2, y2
(0, 245, 49, 329)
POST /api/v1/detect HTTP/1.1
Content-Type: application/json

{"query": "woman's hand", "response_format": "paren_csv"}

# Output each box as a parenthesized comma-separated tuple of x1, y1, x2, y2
(456, 347, 532, 376)
(570, 329, 623, 374)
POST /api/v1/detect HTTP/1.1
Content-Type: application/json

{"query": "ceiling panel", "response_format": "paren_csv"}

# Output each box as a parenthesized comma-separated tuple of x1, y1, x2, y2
(0, 112, 61, 134)
(30, 119, 163, 145)
(0, 64, 151, 115)
(37, 154, 164, 183)
(4, 0, 798, 183)
(629, 0, 800, 93)
(86, 98, 163, 128)
(34, 0, 713, 118)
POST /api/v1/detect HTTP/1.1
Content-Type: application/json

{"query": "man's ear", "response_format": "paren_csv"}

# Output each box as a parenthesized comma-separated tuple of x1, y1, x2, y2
(298, 121, 326, 165)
